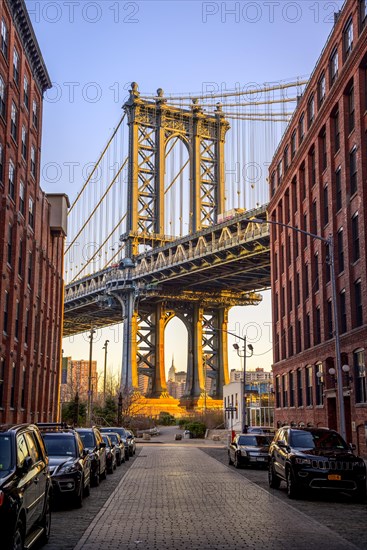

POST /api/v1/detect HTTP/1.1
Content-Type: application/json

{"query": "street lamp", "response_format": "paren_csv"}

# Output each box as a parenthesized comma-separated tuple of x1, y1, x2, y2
(233, 338, 254, 433)
(102, 340, 110, 404)
(250, 216, 347, 441)
(87, 328, 96, 426)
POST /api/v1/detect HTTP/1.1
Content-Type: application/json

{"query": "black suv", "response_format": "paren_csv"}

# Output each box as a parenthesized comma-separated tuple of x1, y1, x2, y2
(38, 423, 91, 508)
(76, 427, 107, 486)
(268, 426, 367, 501)
(0, 423, 52, 549)
(228, 433, 272, 468)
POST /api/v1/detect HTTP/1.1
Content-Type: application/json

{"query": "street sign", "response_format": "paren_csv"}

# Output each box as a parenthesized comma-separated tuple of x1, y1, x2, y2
(225, 406, 237, 412)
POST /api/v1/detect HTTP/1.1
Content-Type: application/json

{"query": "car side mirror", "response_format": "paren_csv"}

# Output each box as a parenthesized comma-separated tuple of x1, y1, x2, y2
(277, 440, 287, 448)
(22, 456, 33, 473)
(232, 442, 237, 447)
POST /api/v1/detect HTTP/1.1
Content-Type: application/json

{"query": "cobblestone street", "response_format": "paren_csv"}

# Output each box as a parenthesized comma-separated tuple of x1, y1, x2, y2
(53, 443, 362, 550)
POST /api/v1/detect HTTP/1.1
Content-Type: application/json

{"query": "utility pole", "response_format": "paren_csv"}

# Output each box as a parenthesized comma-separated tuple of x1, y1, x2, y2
(102, 339, 109, 404)
(87, 328, 96, 426)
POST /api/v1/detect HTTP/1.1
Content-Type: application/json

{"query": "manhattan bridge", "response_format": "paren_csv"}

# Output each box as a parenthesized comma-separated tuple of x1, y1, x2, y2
(63, 79, 307, 412)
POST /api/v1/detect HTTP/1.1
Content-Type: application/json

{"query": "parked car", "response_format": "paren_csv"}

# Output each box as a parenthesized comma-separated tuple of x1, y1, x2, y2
(100, 427, 130, 461)
(107, 432, 125, 466)
(0, 423, 52, 549)
(247, 426, 275, 435)
(228, 433, 272, 468)
(268, 426, 367, 501)
(76, 427, 107, 486)
(38, 423, 91, 508)
(125, 430, 136, 456)
(102, 434, 117, 474)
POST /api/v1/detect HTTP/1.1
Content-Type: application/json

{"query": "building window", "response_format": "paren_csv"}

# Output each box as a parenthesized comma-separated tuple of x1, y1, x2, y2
(335, 167, 342, 211)
(284, 145, 289, 172)
(18, 240, 23, 277)
(352, 213, 360, 262)
(30, 146, 36, 178)
(289, 325, 294, 357)
(298, 113, 305, 143)
(315, 363, 324, 406)
(15, 301, 20, 340)
(21, 366, 26, 409)
(347, 83, 355, 133)
(307, 95, 315, 128)
(306, 366, 313, 406)
(282, 374, 288, 407)
(292, 177, 297, 213)
(315, 307, 321, 345)
(327, 299, 333, 339)
(318, 73, 326, 106)
(270, 171, 276, 197)
(360, 0, 367, 30)
(7, 224, 12, 265)
(10, 363, 15, 409)
(277, 160, 283, 185)
(13, 49, 19, 85)
(330, 47, 338, 85)
(32, 100, 38, 129)
(0, 75, 5, 119)
(289, 371, 295, 407)
(304, 264, 309, 298)
(291, 130, 296, 159)
(11, 103, 18, 142)
(0, 357, 4, 407)
(354, 279, 363, 327)
(296, 273, 300, 306)
(275, 376, 281, 408)
(323, 186, 329, 226)
(274, 292, 278, 322)
(326, 242, 331, 284)
(297, 368, 303, 407)
(29, 197, 34, 229)
(305, 314, 311, 349)
(309, 148, 316, 186)
(287, 235, 291, 266)
(8, 160, 15, 200)
(3, 291, 9, 333)
(314, 252, 319, 292)
(19, 181, 25, 215)
(1, 19, 8, 59)
(28, 251, 33, 285)
(355, 349, 367, 403)
(343, 18, 353, 60)
(337, 229, 344, 273)
(21, 126, 27, 160)
(24, 309, 29, 344)
(320, 128, 327, 170)
(333, 108, 340, 152)
(281, 286, 285, 318)
(350, 147, 357, 195)
(311, 200, 317, 234)
(296, 319, 301, 354)
(0, 142, 3, 183)
(340, 290, 347, 333)
(23, 76, 29, 109)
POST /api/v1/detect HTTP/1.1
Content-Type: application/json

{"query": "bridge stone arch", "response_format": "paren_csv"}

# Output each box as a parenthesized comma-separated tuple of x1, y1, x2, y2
(122, 82, 230, 257)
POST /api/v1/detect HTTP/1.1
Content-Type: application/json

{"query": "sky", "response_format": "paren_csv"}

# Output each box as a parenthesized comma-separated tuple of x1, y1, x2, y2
(25, 0, 343, 383)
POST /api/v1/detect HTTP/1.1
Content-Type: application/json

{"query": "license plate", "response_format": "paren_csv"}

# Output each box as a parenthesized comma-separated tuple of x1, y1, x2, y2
(328, 474, 341, 481)
(257, 457, 266, 461)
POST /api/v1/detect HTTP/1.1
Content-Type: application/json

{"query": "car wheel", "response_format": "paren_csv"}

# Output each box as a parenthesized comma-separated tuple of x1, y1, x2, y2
(121, 454, 126, 463)
(107, 462, 113, 474)
(84, 476, 91, 497)
(234, 453, 241, 469)
(228, 452, 233, 466)
(286, 467, 299, 499)
(100, 464, 107, 480)
(133, 449, 136, 455)
(125, 452, 130, 461)
(92, 468, 100, 487)
(268, 462, 281, 489)
(116, 455, 121, 467)
(12, 520, 24, 550)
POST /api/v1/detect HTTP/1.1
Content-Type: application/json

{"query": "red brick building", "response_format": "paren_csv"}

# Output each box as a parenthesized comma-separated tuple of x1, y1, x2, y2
(269, 0, 367, 455)
(60, 358, 98, 404)
(0, 0, 68, 423)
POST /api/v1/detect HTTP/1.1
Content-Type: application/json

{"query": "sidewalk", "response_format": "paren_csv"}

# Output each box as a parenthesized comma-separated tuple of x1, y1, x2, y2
(74, 445, 358, 550)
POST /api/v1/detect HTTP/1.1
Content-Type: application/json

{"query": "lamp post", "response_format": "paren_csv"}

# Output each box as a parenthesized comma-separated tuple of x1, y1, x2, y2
(250, 217, 346, 441)
(233, 338, 254, 433)
(102, 339, 110, 404)
(87, 328, 96, 426)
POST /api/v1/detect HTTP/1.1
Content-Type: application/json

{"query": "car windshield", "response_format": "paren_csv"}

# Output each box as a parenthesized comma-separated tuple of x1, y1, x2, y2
(238, 435, 272, 446)
(42, 435, 77, 457)
(102, 428, 126, 438)
(290, 430, 348, 450)
(0, 435, 13, 476)
(108, 434, 119, 444)
(102, 435, 111, 447)
(77, 432, 95, 449)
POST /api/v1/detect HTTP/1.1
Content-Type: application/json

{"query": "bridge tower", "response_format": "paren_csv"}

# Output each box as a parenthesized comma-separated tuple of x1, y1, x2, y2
(119, 83, 231, 408)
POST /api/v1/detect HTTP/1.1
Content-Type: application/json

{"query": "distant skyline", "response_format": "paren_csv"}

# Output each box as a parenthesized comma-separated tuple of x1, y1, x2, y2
(26, 0, 342, 380)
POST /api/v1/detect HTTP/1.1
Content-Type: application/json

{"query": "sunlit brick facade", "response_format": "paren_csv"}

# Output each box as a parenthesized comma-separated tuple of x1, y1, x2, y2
(269, 0, 367, 455)
(0, 0, 68, 423)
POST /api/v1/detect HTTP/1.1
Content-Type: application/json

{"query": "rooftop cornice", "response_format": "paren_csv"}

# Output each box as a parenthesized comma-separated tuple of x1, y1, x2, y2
(6, 0, 51, 94)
